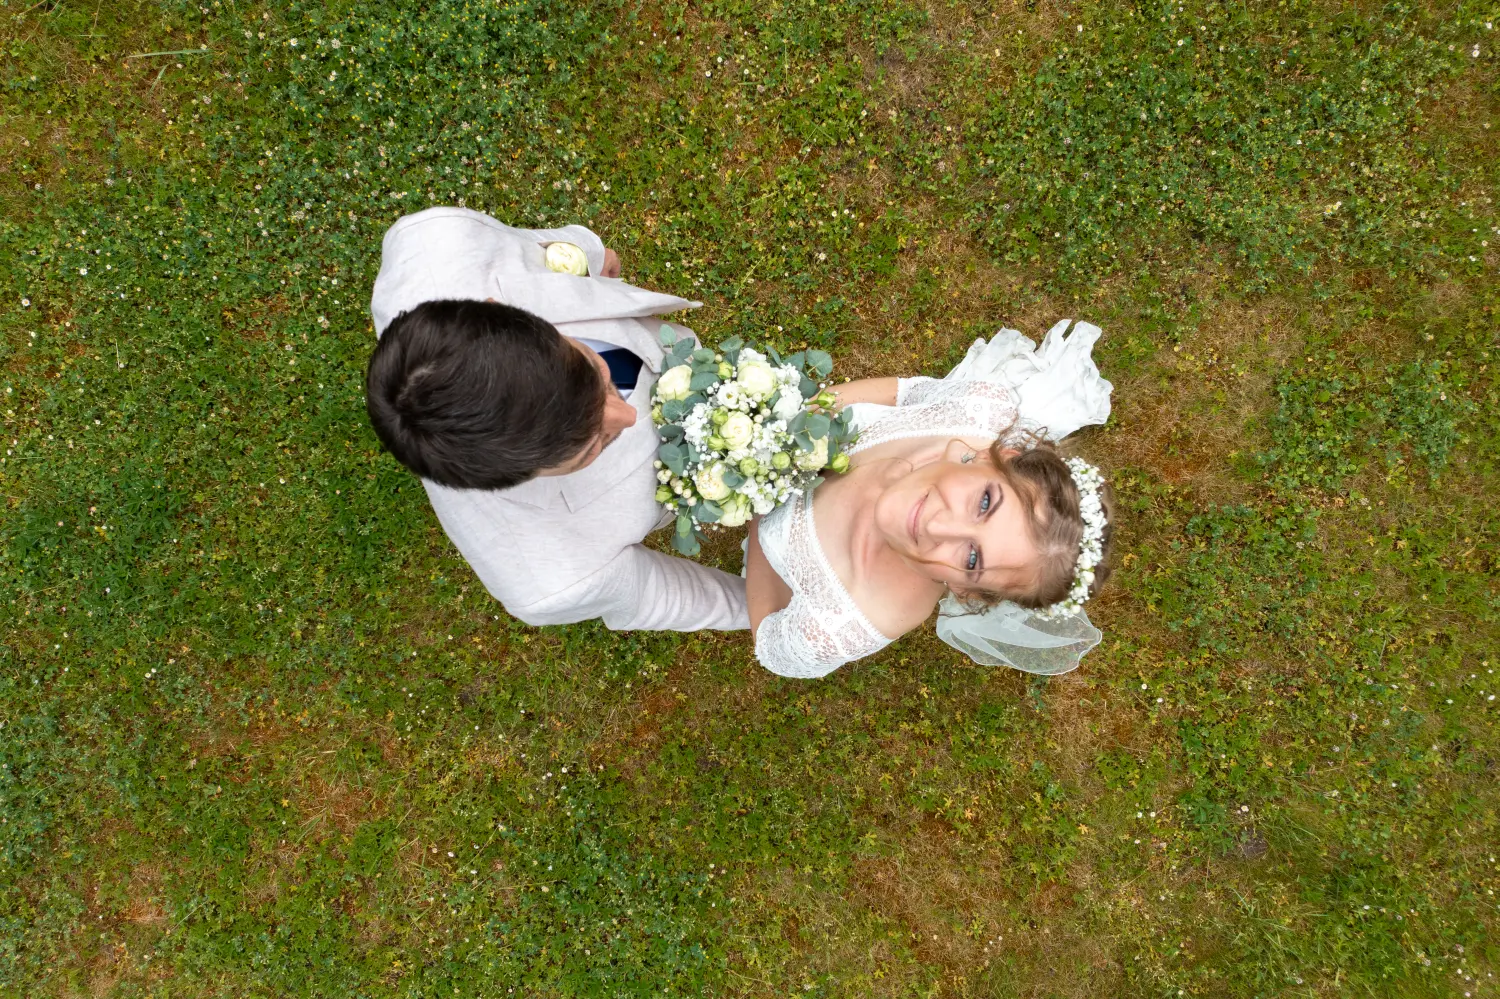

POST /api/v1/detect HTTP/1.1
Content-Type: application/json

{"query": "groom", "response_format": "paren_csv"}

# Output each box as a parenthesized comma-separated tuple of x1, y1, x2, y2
(366, 207, 747, 631)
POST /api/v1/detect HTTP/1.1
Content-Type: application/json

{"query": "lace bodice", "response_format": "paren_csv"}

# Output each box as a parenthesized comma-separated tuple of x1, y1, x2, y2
(753, 377, 1021, 678)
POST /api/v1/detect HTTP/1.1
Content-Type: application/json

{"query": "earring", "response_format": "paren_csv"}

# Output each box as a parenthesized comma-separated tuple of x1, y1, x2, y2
(960, 452, 975, 464)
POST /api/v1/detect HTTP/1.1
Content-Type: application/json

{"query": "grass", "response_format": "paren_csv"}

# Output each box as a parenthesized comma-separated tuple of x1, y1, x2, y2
(1, 0, 1497, 995)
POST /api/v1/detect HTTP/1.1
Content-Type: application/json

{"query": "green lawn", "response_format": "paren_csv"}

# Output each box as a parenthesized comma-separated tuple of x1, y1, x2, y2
(2, 0, 1497, 995)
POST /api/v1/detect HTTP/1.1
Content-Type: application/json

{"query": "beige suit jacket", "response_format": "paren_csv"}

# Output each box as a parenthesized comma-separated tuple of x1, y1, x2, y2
(369, 207, 747, 630)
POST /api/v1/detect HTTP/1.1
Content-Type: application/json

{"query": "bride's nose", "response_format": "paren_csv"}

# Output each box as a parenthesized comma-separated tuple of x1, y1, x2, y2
(920, 494, 965, 544)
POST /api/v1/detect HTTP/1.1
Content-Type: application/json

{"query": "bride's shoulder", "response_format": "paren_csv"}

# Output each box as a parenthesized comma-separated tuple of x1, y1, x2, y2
(851, 572, 939, 641)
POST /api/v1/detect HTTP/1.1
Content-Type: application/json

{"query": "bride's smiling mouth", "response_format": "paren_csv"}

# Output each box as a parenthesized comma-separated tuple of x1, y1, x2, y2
(908, 491, 926, 547)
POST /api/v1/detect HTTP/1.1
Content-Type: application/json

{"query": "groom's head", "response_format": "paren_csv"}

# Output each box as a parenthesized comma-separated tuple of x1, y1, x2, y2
(365, 299, 636, 490)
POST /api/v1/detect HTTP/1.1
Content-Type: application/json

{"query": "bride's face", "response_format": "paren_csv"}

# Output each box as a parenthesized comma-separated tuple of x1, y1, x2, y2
(871, 441, 1041, 594)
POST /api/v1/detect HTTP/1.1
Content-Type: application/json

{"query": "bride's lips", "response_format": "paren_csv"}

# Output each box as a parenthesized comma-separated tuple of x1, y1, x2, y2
(908, 492, 926, 547)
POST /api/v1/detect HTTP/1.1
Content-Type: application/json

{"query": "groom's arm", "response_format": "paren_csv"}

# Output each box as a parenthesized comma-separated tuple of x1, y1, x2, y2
(506, 543, 748, 632)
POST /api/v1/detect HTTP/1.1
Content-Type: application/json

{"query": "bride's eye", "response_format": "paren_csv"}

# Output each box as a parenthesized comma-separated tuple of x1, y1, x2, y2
(966, 544, 980, 572)
(978, 488, 992, 515)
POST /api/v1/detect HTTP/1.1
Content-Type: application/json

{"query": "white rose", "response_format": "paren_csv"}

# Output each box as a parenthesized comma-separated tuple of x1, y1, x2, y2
(720, 412, 755, 450)
(735, 358, 778, 401)
(751, 493, 776, 515)
(693, 462, 732, 502)
(718, 493, 752, 528)
(771, 388, 804, 421)
(543, 241, 590, 275)
(795, 435, 830, 470)
(654, 364, 693, 403)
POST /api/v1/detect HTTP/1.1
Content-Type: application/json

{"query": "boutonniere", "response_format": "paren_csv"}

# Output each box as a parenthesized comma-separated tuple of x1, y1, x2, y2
(543, 241, 589, 276)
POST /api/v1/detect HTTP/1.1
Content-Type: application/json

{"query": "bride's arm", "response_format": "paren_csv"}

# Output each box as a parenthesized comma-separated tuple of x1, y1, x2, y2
(745, 517, 793, 636)
(829, 377, 899, 409)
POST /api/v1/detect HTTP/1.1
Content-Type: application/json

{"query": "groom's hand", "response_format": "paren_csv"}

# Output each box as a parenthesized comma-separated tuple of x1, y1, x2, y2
(602, 247, 621, 278)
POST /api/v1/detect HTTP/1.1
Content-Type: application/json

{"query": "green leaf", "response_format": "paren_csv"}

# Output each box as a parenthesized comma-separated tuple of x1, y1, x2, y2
(658, 441, 687, 475)
(661, 399, 688, 422)
(675, 513, 694, 536)
(799, 374, 818, 397)
(806, 349, 833, 377)
(719, 336, 744, 353)
(671, 526, 701, 557)
(785, 411, 808, 435)
(806, 413, 831, 439)
(784, 350, 806, 371)
(658, 323, 678, 347)
(694, 500, 723, 523)
(722, 468, 745, 488)
(657, 423, 685, 442)
(691, 348, 715, 363)
(689, 370, 721, 392)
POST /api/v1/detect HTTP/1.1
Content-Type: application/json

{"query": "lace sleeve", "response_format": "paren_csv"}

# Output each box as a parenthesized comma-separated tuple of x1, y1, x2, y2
(854, 378, 1022, 453)
(754, 599, 853, 679)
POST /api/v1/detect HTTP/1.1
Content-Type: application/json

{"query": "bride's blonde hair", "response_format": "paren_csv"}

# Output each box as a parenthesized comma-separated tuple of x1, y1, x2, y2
(958, 436, 1114, 611)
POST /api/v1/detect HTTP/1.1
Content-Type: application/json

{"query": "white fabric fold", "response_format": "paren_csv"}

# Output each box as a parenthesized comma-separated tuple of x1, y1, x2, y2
(942, 319, 1113, 441)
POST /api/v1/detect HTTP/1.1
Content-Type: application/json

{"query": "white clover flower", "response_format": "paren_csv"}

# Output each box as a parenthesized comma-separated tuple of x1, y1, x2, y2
(543, 241, 589, 275)
(655, 364, 693, 402)
(720, 412, 755, 450)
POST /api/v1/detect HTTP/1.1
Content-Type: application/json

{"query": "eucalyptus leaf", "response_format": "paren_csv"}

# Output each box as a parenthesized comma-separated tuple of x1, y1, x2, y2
(722, 468, 745, 488)
(806, 413, 831, 439)
(689, 370, 720, 392)
(657, 423, 685, 442)
(692, 348, 715, 363)
(671, 527, 701, 557)
(799, 375, 818, 397)
(806, 349, 833, 377)
(695, 500, 723, 523)
(658, 323, 678, 347)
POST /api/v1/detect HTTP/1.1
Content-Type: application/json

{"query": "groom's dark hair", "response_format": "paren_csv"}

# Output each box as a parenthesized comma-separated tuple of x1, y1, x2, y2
(365, 299, 605, 490)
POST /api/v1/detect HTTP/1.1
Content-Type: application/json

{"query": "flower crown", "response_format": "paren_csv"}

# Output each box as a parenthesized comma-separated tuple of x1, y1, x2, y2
(1034, 457, 1107, 620)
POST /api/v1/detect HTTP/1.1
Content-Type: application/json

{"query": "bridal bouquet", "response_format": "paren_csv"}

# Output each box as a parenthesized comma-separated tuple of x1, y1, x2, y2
(651, 325, 856, 556)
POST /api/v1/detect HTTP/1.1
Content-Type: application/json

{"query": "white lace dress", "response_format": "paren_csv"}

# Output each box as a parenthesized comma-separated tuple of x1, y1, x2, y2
(753, 320, 1113, 678)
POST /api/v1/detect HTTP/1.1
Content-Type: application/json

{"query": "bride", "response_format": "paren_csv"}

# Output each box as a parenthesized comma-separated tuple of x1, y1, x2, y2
(745, 320, 1115, 678)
